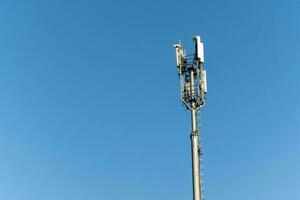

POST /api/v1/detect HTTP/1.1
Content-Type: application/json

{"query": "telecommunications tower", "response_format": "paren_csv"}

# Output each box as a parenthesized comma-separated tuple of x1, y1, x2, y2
(174, 35, 207, 200)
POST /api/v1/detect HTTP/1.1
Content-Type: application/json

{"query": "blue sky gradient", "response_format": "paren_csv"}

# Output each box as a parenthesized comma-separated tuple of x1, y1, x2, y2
(0, 0, 299, 200)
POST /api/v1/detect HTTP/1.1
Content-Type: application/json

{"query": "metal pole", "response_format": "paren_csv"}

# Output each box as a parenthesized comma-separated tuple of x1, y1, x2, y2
(190, 69, 202, 200)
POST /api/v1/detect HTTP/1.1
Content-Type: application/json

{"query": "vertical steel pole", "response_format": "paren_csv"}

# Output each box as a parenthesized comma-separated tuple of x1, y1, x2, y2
(190, 69, 202, 200)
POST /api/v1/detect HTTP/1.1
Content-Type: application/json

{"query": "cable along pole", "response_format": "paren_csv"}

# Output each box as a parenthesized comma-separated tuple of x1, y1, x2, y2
(174, 35, 207, 200)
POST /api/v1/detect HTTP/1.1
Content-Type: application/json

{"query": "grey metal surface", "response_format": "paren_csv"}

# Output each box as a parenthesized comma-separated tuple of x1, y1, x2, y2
(190, 69, 201, 200)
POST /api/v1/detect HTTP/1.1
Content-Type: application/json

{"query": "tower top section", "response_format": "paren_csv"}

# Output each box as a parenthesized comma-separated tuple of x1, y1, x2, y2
(174, 35, 207, 110)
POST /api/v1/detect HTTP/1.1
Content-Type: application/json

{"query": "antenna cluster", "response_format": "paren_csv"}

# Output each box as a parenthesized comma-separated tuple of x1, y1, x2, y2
(174, 36, 207, 110)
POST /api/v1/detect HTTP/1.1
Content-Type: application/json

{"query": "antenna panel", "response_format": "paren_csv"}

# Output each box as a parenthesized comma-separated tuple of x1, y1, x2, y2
(201, 70, 207, 93)
(174, 44, 182, 67)
(193, 35, 204, 63)
(197, 42, 204, 63)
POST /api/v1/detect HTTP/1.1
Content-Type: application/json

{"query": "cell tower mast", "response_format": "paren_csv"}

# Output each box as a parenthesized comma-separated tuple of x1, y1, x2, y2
(174, 35, 207, 200)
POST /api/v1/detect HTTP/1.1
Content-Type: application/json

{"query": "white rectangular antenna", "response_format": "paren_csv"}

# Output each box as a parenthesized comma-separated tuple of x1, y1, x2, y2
(194, 35, 204, 63)
(201, 70, 207, 93)
(173, 44, 182, 67)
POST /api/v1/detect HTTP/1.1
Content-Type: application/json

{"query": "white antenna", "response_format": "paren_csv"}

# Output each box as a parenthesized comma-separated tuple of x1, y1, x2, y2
(201, 70, 207, 93)
(173, 44, 182, 67)
(193, 35, 204, 63)
(173, 35, 207, 200)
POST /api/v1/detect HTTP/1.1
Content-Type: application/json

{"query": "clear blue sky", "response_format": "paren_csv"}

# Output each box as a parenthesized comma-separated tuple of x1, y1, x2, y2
(0, 0, 299, 200)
